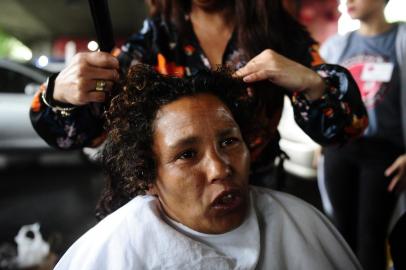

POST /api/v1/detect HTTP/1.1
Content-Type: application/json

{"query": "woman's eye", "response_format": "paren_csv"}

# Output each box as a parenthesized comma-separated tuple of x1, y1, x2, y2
(221, 137, 239, 147)
(177, 150, 196, 160)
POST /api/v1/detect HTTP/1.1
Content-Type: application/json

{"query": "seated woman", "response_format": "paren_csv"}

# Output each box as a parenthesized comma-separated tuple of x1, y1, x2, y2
(54, 65, 361, 270)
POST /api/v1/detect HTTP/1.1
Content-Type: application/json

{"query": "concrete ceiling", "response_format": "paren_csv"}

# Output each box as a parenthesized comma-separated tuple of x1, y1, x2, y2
(0, 0, 148, 45)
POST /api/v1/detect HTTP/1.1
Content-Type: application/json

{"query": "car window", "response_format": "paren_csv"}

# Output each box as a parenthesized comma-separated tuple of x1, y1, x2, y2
(0, 67, 37, 94)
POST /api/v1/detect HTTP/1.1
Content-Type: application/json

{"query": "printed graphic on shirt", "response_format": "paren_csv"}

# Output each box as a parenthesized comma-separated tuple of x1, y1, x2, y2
(342, 55, 394, 109)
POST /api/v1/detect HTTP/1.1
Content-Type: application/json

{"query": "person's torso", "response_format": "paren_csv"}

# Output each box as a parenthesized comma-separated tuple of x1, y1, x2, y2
(339, 24, 403, 148)
(55, 188, 361, 269)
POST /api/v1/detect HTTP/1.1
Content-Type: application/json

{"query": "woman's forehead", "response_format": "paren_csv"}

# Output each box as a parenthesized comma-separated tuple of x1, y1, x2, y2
(155, 94, 233, 124)
(153, 94, 238, 146)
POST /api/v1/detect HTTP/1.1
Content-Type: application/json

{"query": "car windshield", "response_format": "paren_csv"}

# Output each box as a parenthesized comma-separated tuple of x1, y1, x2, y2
(0, 60, 51, 93)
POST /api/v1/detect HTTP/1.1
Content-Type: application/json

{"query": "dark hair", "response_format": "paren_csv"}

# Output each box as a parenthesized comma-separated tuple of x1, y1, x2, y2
(96, 64, 254, 219)
(149, 0, 315, 65)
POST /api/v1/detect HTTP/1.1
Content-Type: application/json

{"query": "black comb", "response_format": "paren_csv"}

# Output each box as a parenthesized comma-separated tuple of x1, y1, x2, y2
(88, 0, 115, 52)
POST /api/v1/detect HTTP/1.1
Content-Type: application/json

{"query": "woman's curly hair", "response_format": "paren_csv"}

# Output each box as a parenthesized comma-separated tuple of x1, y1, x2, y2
(96, 64, 255, 219)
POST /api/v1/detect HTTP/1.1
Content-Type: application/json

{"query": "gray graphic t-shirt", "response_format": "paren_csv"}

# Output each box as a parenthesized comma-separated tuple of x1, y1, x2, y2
(339, 24, 402, 148)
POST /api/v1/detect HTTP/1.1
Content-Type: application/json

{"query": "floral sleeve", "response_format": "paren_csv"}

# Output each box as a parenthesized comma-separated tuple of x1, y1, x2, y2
(29, 20, 156, 150)
(29, 83, 106, 149)
(291, 63, 368, 145)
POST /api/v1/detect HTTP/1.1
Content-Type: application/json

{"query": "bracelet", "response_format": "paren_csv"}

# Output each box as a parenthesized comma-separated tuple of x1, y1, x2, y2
(41, 74, 77, 117)
(41, 90, 76, 117)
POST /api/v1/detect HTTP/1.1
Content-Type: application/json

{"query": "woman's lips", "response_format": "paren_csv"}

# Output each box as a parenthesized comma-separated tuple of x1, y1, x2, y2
(347, 7, 355, 13)
(211, 189, 244, 213)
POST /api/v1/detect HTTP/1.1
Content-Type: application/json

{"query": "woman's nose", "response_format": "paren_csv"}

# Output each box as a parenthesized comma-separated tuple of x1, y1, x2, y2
(205, 149, 232, 183)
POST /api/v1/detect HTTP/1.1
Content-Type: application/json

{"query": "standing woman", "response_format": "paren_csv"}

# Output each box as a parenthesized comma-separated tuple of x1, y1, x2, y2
(319, 0, 406, 269)
(30, 0, 367, 181)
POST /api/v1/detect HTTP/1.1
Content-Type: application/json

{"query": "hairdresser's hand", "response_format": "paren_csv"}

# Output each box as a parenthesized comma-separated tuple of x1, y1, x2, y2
(53, 52, 120, 106)
(235, 49, 325, 100)
(385, 154, 406, 192)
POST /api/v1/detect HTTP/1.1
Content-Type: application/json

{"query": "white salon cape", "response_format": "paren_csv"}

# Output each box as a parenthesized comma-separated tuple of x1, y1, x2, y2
(54, 186, 361, 269)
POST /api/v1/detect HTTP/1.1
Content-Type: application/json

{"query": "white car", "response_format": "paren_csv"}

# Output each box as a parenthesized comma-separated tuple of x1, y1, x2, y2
(0, 59, 51, 152)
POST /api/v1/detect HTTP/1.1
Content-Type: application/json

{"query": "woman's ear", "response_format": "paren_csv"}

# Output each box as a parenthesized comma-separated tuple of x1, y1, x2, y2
(146, 184, 158, 196)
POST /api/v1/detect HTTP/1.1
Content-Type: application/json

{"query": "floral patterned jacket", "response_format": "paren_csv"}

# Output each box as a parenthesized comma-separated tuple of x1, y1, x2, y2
(30, 17, 368, 166)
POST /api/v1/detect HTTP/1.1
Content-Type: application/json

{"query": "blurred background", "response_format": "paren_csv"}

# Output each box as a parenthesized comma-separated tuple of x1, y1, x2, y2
(0, 0, 405, 268)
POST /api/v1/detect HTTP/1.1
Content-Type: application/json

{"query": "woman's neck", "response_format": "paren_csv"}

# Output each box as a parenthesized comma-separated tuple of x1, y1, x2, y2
(189, 4, 234, 67)
(358, 12, 391, 36)
(189, 4, 234, 33)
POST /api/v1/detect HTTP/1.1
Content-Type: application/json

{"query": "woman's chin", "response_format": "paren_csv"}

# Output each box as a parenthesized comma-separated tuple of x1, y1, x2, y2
(207, 199, 249, 234)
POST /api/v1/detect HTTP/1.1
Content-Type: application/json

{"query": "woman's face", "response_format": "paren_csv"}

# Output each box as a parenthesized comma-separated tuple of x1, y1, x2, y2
(151, 93, 250, 234)
(346, 0, 386, 20)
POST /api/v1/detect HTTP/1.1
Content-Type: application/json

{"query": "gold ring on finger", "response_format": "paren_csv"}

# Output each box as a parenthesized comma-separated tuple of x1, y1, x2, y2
(95, 80, 107, 92)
